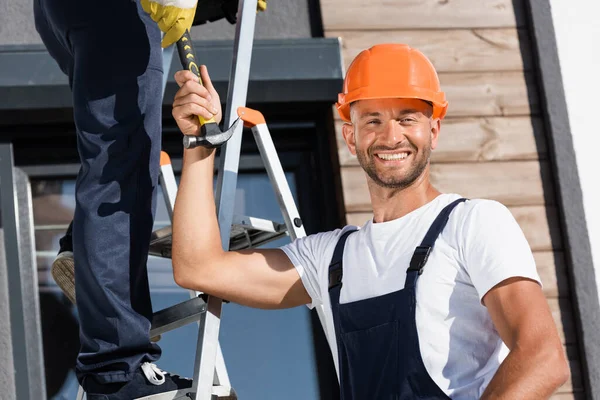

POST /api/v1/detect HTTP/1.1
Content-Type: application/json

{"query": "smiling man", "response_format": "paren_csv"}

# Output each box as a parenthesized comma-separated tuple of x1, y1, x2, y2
(171, 44, 569, 399)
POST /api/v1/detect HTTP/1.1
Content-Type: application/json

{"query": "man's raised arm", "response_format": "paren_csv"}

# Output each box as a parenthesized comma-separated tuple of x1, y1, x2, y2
(170, 68, 311, 309)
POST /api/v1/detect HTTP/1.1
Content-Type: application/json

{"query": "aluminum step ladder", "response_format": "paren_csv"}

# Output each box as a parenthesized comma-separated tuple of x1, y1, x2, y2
(149, 0, 307, 398)
(150, 105, 307, 398)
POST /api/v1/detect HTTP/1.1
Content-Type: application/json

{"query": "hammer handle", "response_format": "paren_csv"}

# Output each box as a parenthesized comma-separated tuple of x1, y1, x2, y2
(176, 30, 216, 126)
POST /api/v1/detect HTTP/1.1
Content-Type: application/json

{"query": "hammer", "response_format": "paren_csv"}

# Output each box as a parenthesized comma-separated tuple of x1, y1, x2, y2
(176, 30, 240, 149)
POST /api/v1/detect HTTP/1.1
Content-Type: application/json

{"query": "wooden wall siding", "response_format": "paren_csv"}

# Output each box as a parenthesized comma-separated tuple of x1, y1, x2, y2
(321, 0, 527, 30)
(320, 0, 582, 396)
(329, 29, 533, 73)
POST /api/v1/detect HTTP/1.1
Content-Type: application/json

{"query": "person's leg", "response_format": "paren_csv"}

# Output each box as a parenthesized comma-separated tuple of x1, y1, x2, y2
(35, 0, 165, 386)
(69, 1, 164, 384)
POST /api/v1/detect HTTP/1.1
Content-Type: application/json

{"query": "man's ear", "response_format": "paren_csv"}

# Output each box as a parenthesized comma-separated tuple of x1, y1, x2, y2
(430, 118, 441, 150)
(342, 122, 357, 156)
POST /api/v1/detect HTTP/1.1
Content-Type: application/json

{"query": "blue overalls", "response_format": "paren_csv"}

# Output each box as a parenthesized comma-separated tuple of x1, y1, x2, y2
(328, 198, 466, 399)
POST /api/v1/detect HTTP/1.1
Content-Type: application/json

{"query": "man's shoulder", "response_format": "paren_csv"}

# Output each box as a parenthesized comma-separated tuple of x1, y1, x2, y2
(282, 224, 361, 254)
(308, 224, 362, 251)
(445, 196, 524, 248)
(444, 195, 512, 222)
(461, 198, 512, 221)
(438, 195, 517, 241)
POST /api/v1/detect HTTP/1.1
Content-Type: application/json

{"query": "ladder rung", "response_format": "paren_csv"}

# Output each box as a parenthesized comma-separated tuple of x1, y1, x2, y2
(150, 296, 206, 338)
(149, 216, 288, 258)
(149, 225, 173, 258)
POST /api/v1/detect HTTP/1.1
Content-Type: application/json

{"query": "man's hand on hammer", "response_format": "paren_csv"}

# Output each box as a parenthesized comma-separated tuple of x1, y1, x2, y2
(172, 67, 222, 137)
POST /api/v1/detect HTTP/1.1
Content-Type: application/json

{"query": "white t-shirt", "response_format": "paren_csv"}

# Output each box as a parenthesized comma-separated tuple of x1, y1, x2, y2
(281, 193, 541, 399)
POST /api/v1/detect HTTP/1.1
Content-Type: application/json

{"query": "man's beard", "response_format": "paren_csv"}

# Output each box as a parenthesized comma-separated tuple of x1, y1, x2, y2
(356, 141, 431, 189)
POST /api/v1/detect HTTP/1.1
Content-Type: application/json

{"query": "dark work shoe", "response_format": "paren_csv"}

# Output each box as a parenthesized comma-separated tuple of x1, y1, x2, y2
(84, 363, 193, 400)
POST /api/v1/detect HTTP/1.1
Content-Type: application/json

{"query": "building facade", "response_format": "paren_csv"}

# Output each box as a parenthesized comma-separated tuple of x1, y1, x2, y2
(0, 0, 598, 399)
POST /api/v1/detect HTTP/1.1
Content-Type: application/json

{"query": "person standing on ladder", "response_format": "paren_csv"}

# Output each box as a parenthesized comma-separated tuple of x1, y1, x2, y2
(171, 44, 570, 398)
(32, 0, 218, 397)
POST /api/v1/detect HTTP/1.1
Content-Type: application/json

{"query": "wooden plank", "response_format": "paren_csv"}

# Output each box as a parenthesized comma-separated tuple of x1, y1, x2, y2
(335, 117, 546, 166)
(332, 72, 538, 118)
(340, 161, 552, 212)
(329, 29, 532, 72)
(535, 251, 570, 298)
(345, 206, 559, 252)
(442, 72, 538, 117)
(321, 0, 526, 30)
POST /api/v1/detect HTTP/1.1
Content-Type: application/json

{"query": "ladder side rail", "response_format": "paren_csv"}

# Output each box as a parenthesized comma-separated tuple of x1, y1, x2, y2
(251, 123, 307, 241)
(157, 153, 233, 394)
(250, 122, 334, 349)
(157, 154, 199, 302)
(159, 154, 179, 221)
(214, 345, 231, 388)
(214, 0, 257, 243)
(193, 0, 259, 397)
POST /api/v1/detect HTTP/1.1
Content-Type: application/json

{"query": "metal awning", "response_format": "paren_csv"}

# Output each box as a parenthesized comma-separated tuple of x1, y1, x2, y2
(0, 38, 343, 111)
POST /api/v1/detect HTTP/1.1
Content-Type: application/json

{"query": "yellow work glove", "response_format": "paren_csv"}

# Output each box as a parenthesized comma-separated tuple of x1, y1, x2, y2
(141, 0, 198, 48)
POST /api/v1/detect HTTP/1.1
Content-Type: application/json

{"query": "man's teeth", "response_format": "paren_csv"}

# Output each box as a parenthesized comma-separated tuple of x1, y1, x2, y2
(377, 152, 409, 160)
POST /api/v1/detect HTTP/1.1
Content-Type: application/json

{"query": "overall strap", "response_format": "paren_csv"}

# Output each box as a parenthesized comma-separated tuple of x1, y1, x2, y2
(328, 229, 358, 296)
(328, 229, 357, 378)
(328, 229, 357, 321)
(405, 198, 467, 289)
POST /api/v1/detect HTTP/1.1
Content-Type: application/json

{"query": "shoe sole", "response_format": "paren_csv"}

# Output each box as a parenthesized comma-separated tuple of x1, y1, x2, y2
(51, 252, 76, 304)
(135, 388, 192, 400)
(51, 251, 161, 342)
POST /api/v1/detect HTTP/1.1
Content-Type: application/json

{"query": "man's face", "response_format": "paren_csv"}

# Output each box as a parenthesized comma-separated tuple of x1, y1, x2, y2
(342, 98, 440, 189)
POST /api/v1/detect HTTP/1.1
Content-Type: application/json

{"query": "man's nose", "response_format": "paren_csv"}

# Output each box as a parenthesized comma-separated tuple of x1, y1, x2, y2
(379, 119, 405, 146)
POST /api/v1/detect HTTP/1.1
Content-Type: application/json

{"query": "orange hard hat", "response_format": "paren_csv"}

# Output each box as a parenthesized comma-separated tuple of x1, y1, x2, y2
(336, 44, 448, 122)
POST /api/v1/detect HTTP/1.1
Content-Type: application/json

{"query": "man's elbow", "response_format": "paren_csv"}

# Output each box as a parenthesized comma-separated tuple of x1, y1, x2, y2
(172, 256, 197, 290)
(551, 351, 570, 389)
(172, 249, 222, 292)
(540, 343, 570, 390)
(172, 248, 209, 291)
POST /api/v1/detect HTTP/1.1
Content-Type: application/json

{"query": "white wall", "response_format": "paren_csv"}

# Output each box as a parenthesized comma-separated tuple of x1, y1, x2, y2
(549, 0, 600, 302)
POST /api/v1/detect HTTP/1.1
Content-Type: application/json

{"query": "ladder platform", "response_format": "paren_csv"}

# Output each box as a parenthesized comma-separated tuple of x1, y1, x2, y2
(150, 296, 207, 338)
(149, 215, 288, 258)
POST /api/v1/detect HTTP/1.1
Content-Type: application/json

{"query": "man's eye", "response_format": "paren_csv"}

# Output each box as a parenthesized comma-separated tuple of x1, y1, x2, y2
(401, 118, 416, 124)
(367, 119, 380, 125)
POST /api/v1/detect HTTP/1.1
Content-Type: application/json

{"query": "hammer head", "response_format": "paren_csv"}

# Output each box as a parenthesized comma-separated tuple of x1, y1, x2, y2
(183, 118, 241, 149)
